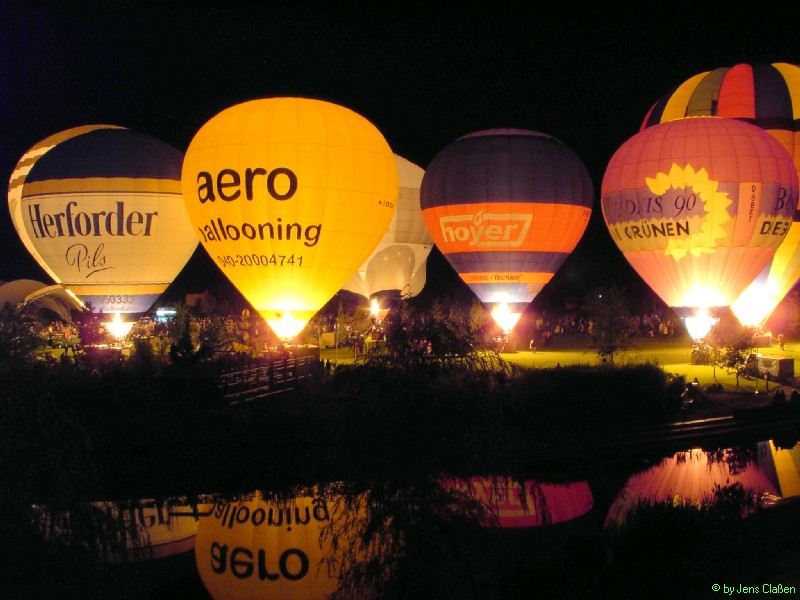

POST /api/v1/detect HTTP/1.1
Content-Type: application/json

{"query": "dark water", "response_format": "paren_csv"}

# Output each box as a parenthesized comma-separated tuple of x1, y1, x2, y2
(12, 436, 799, 600)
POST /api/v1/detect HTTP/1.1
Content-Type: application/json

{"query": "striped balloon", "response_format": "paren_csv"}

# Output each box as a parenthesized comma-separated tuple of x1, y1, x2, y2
(420, 129, 593, 334)
(14, 127, 199, 316)
(641, 63, 800, 176)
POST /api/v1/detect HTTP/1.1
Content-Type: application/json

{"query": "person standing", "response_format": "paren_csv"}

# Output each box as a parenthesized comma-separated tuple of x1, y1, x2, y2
(529, 338, 536, 353)
(778, 333, 785, 351)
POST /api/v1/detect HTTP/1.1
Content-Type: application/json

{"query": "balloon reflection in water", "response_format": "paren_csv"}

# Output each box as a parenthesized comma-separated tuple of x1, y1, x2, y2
(32, 497, 211, 563)
(758, 440, 800, 500)
(439, 475, 593, 527)
(604, 448, 780, 529)
(195, 487, 390, 600)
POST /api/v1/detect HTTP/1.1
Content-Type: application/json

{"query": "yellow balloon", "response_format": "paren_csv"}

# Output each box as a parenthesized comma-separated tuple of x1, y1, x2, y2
(182, 97, 398, 340)
(195, 491, 367, 600)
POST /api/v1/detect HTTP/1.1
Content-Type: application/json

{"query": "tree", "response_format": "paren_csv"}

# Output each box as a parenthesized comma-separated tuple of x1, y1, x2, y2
(168, 313, 197, 365)
(582, 286, 635, 366)
(0, 305, 45, 365)
(72, 311, 107, 347)
(705, 311, 755, 387)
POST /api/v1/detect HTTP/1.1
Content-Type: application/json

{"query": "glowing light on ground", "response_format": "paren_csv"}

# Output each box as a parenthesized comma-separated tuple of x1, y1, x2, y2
(683, 307, 718, 341)
(267, 311, 304, 342)
(370, 298, 389, 323)
(106, 313, 134, 340)
(491, 302, 522, 335)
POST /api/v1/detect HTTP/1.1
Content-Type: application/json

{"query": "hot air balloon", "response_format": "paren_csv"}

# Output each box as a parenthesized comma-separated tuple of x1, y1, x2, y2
(341, 154, 433, 303)
(760, 440, 800, 500)
(604, 448, 778, 529)
(195, 489, 370, 600)
(439, 475, 593, 528)
(181, 97, 398, 341)
(8, 125, 124, 285)
(420, 128, 593, 336)
(33, 497, 210, 563)
(601, 116, 798, 340)
(11, 126, 199, 335)
(641, 62, 800, 327)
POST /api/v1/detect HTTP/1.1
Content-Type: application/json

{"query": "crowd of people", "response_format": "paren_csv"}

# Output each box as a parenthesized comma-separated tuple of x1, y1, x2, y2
(525, 310, 681, 349)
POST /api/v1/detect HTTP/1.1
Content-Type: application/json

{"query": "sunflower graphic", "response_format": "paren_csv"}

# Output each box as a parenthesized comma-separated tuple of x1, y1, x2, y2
(646, 163, 731, 260)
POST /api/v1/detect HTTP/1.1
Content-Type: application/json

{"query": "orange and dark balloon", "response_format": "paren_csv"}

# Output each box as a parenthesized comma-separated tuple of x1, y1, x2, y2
(420, 128, 593, 334)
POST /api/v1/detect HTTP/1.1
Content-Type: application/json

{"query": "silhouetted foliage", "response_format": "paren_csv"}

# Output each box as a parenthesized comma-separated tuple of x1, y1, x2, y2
(0, 306, 44, 364)
(168, 313, 197, 365)
(705, 310, 756, 385)
(582, 285, 635, 365)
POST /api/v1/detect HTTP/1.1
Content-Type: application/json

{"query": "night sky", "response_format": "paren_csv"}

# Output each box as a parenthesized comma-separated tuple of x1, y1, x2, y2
(3, 4, 799, 313)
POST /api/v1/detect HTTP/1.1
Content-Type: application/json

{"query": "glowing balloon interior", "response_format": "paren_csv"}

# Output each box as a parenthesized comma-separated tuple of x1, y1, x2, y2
(732, 223, 800, 327)
(341, 154, 433, 301)
(420, 128, 593, 335)
(13, 127, 199, 318)
(601, 117, 799, 339)
(641, 63, 800, 328)
(181, 97, 398, 340)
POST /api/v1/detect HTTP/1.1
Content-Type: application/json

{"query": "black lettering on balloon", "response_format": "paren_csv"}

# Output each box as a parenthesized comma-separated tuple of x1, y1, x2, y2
(65, 243, 114, 278)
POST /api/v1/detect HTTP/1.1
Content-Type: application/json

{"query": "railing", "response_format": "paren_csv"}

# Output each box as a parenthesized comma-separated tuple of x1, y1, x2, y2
(216, 354, 320, 404)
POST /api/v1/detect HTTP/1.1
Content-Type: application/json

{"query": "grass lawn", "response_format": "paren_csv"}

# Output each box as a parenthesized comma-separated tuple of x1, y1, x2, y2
(322, 331, 800, 394)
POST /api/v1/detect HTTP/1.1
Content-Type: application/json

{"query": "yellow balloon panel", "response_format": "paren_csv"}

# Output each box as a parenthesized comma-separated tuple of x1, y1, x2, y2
(732, 220, 800, 326)
(182, 98, 398, 339)
(195, 493, 365, 600)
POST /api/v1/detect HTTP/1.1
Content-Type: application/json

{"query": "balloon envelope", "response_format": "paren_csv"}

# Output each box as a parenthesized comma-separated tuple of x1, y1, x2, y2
(13, 127, 199, 317)
(420, 128, 593, 334)
(601, 117, 798, 339)
(641, 63, 800, 327)
(440, 475, 593, 528)
(341, 154, 433, 301)
(8, 125, 124, 285)
(605, 448, 778, 529)
(195, 491, 366, 600)
(181, 97, 398, 340)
